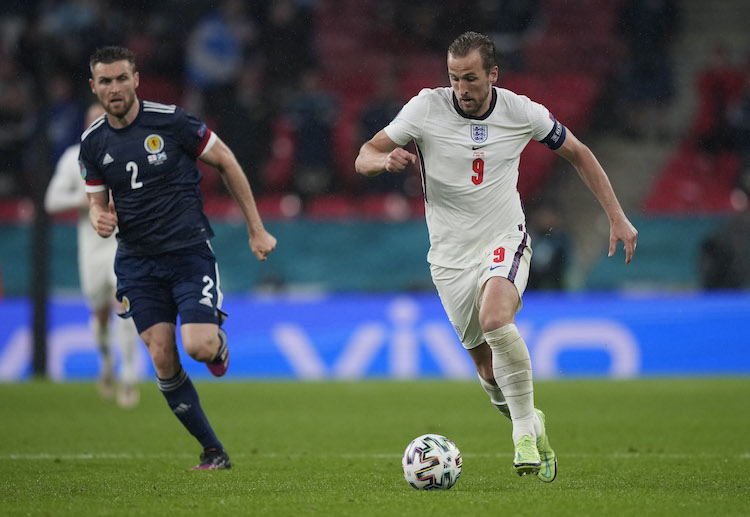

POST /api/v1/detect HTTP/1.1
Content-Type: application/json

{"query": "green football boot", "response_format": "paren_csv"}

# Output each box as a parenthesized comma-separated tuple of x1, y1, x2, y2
(535, 408, 557, 483)
(513, 435, 541, 476)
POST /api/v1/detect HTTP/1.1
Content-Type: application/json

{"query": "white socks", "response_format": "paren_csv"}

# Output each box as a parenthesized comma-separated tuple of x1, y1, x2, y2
(477, 373, 511, 420)
(92, 317, 113, 373)
(484, 324, 541, 443)
(117, 317, 139, 385)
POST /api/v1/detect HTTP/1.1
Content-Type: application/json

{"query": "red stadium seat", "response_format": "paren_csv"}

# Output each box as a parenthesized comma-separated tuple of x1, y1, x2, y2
(360, 193, 413, 221)
(255, 193, 302, 220)
(0, 197, 34, 223)
(332, 101, 365, 190)
(305, 194, 358, 219)
(643, 145, 741, 214)
(262, 117, 296, 191)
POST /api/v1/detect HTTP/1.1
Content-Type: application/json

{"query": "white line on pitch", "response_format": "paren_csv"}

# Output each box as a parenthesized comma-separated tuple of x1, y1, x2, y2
(5, 452, 749, 461)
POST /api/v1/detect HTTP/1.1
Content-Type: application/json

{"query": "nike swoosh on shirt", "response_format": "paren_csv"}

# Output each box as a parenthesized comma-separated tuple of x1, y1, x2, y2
(472, 145, 486, 150)
(489, 265, 503, 271)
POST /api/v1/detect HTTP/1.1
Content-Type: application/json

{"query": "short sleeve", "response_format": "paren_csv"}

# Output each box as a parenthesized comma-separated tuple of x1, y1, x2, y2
(384, 89, 430, 146)
(79, 140, 106, 193)
(522, 96, 555, 142)
(174, 108, 216, 158)
(521, 95, 566, 150)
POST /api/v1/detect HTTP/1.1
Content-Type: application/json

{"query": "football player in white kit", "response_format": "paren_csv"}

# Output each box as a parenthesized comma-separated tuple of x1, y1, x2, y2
(356, 31, 638, 482)
(45, 103, 140, 408)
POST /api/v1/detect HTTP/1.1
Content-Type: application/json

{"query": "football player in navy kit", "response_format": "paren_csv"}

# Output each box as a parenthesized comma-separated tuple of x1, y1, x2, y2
(80, 46, 276, 470)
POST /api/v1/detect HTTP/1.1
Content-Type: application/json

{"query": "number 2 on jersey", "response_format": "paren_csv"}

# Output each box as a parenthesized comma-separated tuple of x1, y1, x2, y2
(127, 161, 143, 189)
(472, 158, 484, 185)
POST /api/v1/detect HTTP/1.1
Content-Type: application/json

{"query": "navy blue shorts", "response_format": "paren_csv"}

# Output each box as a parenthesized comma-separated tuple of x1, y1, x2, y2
(115, 241, 225, 334)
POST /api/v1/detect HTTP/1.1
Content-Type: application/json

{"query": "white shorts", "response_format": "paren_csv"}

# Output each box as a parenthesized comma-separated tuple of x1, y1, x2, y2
(430, 228, 532, 350)
(78, 223, 118, 311)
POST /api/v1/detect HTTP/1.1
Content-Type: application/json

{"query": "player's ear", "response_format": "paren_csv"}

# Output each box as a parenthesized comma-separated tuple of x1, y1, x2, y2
(133, 71, 139, 89)
(489, 66, 499, 84)
(89, 77, 95, 94)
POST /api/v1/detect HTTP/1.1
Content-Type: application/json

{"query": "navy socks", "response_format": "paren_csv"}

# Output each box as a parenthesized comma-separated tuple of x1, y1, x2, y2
(157, 366, 222, 451)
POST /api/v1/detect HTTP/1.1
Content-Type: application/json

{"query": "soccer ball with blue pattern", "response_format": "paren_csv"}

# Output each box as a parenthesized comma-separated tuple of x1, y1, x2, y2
(402, 434, 462, 490)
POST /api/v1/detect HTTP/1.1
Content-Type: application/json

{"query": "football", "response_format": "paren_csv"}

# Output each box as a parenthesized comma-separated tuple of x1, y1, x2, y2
(401, 433, 462, 490)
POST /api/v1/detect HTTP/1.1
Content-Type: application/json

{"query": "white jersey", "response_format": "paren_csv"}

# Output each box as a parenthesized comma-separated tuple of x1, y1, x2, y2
(385, 86, 560, 268)
(45, 144, 118, 308)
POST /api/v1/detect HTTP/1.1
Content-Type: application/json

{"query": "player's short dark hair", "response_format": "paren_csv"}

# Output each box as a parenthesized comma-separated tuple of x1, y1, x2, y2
(89, 46, 136, 73)
(448, 31, 497, 72)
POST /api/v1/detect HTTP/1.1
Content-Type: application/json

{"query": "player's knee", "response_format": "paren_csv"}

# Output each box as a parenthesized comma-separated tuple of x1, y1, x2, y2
(479, 312, 513, 334)
(183, 334, 218, 363)
(149, 349, 171, 371)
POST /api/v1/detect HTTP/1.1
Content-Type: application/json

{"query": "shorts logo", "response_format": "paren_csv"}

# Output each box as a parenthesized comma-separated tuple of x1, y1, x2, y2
(452, 324, 463, 339)
(471, 124, 488, 144)
(144, 134, 164, 154)
(122, 296, 130, 312)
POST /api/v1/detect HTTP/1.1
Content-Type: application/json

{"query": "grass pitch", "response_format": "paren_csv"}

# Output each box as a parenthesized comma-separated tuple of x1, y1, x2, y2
(1, 378, 749, 516)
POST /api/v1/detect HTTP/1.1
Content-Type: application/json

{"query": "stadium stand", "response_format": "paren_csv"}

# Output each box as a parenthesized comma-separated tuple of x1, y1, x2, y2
(0, 0, 624, 221)
(643, 145, 741, 214)
(643, 50, 747, 215)
(298, 0, 626, 213)
(5, 0, 747, 294)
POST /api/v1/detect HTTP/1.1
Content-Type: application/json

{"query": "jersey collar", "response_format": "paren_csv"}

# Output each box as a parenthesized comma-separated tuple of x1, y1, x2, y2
(452, 88, 497, 120)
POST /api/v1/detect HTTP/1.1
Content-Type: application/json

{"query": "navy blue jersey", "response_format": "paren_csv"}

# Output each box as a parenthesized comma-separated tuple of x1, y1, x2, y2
(79, 100, 216, 255)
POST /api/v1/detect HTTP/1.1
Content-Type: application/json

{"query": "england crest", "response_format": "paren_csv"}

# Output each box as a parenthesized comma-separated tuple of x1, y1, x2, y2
(470, 124, 488, 143)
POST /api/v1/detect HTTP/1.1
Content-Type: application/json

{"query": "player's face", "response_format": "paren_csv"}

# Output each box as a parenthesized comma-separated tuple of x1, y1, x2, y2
(447, 49, 498, 117)
(89, 60, 139, 121)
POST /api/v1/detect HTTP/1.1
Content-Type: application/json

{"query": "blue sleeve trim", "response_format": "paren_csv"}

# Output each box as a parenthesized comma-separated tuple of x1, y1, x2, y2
(541, 118, 566, 150)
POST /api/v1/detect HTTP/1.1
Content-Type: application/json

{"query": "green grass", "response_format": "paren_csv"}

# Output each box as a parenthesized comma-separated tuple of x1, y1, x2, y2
(1, 379, 749, 516)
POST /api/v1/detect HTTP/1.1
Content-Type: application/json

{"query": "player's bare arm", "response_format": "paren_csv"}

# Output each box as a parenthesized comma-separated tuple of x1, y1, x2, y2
(199, 134, 277, 261)
(87, 190, 117, 238)
(355, 130, 416, 177)
(554, 129, 638, 264)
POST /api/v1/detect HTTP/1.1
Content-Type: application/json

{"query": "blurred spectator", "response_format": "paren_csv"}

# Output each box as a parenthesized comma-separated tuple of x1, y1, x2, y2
(479, 0, 543, 71)
(0, 51, 36, 197)
(39, 0, 119, 78)
(356, 69, 408, 194)
(698, 212, 750, 289)
(284, 67, 339, 198)
(14, 12, 46, 99)
(40, 0, 97, 36)
(391, 1, 472, 53)
(186, 0, 257, 115)
(728, 66, 750, 197)
(125, 17, 185, 105)
(526, 205, 571, 290)
(694, 44, 745, 154)
(258, 0, 315, 98)
(617, 0, 680, 139)
(215, 60, 273, 195)
(45, 73, 84, 163)
(398, 2, 444, 52)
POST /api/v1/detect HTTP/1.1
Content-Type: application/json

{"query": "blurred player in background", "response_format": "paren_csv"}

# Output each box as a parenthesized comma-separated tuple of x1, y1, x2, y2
(356, 31, 638, 482)
(45, 103, 140, 408)
(80, 46, 277, 470)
